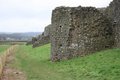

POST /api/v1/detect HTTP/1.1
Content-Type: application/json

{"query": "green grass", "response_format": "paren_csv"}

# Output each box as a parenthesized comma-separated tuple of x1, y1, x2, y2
(12, 44, 120, 80)
(0, 41, 26, 45)
(0, 45, 10, 54)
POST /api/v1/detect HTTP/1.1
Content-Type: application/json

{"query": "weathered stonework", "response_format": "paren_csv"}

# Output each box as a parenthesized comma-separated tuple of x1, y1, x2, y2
(105, 0, 120, 47)
(50, 6, 113, 61)
(31, 0, 120, 61)
(26, 37, 37, 45)
(32, 25, 51, 48)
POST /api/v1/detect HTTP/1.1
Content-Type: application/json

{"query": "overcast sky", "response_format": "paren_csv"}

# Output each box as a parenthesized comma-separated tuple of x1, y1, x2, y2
(0, 0, 113, 32)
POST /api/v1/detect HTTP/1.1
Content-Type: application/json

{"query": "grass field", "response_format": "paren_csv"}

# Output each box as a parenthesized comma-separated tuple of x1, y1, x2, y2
(0, 41, 26, 45)
(10, 44, 120, 80)
(0, 45, 10, 54)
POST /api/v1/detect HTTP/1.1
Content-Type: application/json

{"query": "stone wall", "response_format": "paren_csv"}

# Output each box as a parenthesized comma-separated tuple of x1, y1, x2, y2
(105, 0, 120, 47)
(31, 0, 120, 61)
(26, 37, 37, 45)
(32, 25, 51, 48)
(51, 6, 114, 61)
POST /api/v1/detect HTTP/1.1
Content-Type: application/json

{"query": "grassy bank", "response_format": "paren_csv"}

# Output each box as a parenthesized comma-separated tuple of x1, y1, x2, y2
(12, 44, 120, 80)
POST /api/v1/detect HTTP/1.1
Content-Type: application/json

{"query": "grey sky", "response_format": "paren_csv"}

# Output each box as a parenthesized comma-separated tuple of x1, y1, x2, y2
(0, 0, 113, 32)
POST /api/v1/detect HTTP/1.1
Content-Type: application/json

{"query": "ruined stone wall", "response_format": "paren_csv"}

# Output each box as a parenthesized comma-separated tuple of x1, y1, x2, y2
(105, 0, 120, 47)
(26, 37, 37, 45)
(32, 25, 51, 48)
(32, 35, 50, 48)
(31, 0, 120, 61)
(51, 6, 114, 61)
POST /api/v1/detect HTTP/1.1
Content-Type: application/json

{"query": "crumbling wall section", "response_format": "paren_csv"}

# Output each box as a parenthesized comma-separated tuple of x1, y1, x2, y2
(51, 6, 114, 61)
(32, 25, 51, 48)
(105, 0, 120, 47)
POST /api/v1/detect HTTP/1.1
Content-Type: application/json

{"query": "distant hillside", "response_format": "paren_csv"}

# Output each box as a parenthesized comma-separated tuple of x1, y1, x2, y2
(0, 32, 42, 41)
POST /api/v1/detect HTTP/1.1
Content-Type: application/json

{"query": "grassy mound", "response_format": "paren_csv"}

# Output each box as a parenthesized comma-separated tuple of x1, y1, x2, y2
(13, 44, 120, 80)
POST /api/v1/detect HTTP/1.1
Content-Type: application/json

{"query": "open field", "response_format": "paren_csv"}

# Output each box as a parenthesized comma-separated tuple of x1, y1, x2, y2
(6, 44, 120, 80)
(0, 45, 10, 54)
(0, 41, 27, 45)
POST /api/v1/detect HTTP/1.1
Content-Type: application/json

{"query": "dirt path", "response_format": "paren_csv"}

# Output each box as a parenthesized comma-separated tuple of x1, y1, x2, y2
(1, 49, 27, 80)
